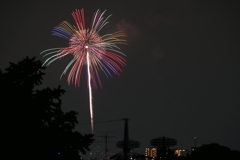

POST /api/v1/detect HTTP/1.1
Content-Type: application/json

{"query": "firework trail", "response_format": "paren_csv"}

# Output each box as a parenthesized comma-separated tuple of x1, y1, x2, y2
(40, 9, 127, 134)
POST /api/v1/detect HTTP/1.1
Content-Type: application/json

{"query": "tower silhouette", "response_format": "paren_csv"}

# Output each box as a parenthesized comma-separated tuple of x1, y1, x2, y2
(123, 118, 130, 160)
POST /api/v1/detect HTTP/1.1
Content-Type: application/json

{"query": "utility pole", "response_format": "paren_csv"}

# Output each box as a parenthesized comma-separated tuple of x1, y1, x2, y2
(98, 132, 115, 159)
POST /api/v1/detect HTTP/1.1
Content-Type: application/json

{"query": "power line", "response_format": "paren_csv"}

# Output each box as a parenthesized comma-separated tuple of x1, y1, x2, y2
(76, 118, 125, 126)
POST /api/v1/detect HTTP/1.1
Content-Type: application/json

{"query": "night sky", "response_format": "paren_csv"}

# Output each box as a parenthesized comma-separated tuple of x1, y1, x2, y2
(1, 0, 240, 157)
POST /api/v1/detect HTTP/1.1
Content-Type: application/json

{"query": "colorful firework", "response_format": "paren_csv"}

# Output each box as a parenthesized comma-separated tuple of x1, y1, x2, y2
(40, 8, 127, 133)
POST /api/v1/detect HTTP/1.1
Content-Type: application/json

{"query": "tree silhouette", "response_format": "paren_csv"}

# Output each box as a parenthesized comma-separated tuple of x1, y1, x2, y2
(191, 143, 240, 160)
(0, 57, 94, 160)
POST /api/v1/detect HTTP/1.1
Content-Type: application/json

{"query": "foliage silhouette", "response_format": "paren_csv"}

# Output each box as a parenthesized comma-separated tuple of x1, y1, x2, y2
(0, 57, 94, 160)
(191, 143, 240, 160)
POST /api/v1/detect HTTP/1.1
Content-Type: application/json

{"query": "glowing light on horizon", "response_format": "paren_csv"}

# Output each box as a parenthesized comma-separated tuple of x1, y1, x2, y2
(40, 8, 127, 133)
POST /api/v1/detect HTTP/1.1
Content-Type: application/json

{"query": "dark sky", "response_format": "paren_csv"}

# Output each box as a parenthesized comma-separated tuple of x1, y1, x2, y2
(1, 0, 240, 157)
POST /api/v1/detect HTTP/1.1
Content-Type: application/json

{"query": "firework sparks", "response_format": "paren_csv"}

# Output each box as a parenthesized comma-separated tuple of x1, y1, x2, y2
(40, 9, 127, 133)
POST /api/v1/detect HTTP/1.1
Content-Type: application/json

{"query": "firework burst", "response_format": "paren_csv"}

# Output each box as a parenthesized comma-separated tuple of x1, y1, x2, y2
(40, 8, 127, 133)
